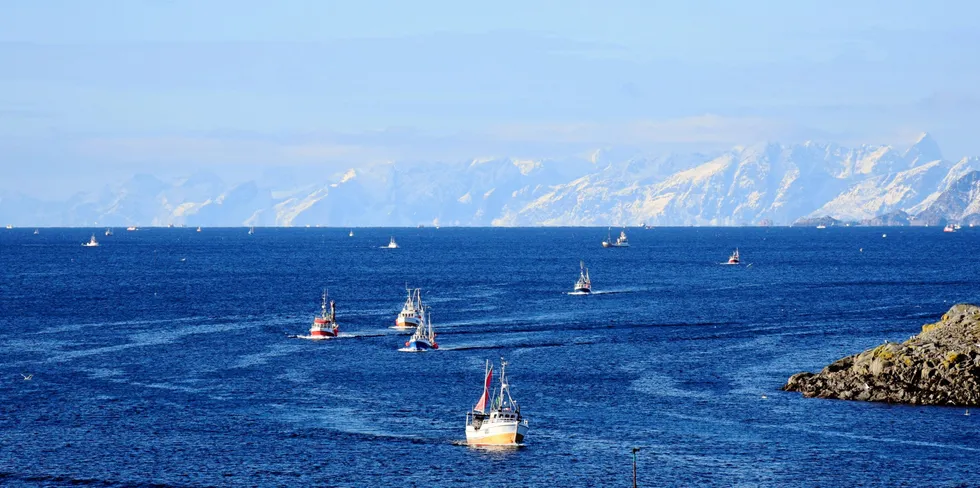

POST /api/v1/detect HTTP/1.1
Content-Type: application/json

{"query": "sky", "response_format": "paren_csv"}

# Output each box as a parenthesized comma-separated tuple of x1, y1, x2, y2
(2, 0, 980, 195)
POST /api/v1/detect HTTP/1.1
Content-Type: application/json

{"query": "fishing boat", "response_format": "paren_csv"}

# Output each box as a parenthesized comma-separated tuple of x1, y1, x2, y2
(384, 237, 399, 249)
(308, 291, 339, 339)
(348, 229, 354, 237)
(816, 224, 827, 229)
(601, 228, 630, 248)
(82, 235, 100, 247)
(248, 226, 254, 235)
(105, 228, 113, 236)
(126, 226, 138, 232)
(395, 288, 423, 329)
(4, 225, 11, 230)
(465, 359, 529, 446)
(33, 229, 39, 235)
(196, 226, 202, 233)
(402, 307, 438, 351)
(944, 224, 956, 233)
(723, 248, 740, 265)
(573, 261, 591, 294)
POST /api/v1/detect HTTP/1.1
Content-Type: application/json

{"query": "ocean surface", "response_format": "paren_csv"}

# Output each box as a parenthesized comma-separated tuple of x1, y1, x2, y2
(2, 227, 980, 487)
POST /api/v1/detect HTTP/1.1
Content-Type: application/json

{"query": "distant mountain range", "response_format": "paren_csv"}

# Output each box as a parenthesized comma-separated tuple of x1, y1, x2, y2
(4, 133, 980, 227)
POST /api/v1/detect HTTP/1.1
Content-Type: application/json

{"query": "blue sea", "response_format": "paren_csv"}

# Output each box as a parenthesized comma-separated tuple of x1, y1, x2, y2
(2, 227, 979, 487)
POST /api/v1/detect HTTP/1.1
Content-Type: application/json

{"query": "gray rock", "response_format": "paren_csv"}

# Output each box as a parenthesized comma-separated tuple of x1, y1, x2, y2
(783, 304, 980, 406)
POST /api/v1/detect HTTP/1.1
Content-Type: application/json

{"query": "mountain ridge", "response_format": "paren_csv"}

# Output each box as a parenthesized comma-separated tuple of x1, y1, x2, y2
(5, 134, 980, 227)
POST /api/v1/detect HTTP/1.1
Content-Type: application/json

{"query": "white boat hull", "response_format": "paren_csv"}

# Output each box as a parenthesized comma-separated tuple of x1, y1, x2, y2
(395, 316, 420, 329)
(465, 420, 529, 446)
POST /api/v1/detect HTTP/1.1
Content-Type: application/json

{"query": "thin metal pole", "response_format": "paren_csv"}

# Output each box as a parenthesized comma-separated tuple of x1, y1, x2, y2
(632, 447, 640, 488)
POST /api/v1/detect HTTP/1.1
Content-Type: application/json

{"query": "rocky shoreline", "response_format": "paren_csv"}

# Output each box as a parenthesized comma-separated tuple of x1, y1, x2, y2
(784, 304, 980, 406)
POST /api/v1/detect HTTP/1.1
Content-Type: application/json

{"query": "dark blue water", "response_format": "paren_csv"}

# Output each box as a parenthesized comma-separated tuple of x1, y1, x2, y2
(2, 227, 979, 487)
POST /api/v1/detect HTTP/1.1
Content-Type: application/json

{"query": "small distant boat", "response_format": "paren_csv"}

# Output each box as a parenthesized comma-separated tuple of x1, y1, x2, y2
(465, 359, 529, 446)
(944, 224, 956, 233)
(33, 229, 39, 235)
(308, 291, 339, 339)
(816, 224, 827, 229)
(384, 237, 399, 249)
(882, 233, 887, 238)
(126, 226, 138, 232)
(348, 229, 354, 237)
(105, 228, 113, 236)
(248, 226, 254, 235)
(723, 248, 740, 265)
(402, 306, 438, 351)
(196, 226, 202, 233)
(5, 225, 12, 229)
(573, 261, 592, 294)
(395, 288, 423, 330)
(955, 224, 963, 230)
(82, 235, 100, 247)
(601, 228, 630, 248)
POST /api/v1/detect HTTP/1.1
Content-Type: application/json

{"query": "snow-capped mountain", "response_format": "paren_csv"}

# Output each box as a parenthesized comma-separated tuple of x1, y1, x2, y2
(3, 133, 979, 226)
(914, 171, 980, 226)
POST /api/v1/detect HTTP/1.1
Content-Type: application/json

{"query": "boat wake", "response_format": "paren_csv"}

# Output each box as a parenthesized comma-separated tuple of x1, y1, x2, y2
(292, 334, 334, 341)
(290, 330, 396, 340)
(566, 288, 636, 296)
(450, 440, 526, 450)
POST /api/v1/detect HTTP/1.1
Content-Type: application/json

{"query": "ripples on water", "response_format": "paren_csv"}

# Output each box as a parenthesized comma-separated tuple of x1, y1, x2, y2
(1, 227, 979, 486)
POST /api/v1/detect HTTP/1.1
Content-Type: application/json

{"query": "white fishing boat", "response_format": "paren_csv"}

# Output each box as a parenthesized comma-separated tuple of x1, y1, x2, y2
(573, 261, 591, 294)
(196, 226, 202, 233)
(944, 223, 956, 233)
(601, 228, 629, 248)
(816, 224, 827, 229)
(5, 225, 12, 230)
(348, 229, 354, 237)
(401, 306, 438, 351)
(394, 288, 423, 329)
(465, 359, 529, 446)
(126, 226, 138, 232)
(248, 226, 254, 235)
(33, 229, 39, 235)
(82, 235, 100, 247)
(383, 237, 399, 249)
(723, 248, 740, 265)
(105, 228, 113, 236)
(307, 290, 338, 339)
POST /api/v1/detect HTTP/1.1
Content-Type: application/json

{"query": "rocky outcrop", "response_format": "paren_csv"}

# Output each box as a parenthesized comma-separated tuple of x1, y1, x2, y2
(784, 304, 980, 406)
(862, 210, 911, 226)
(791, 215, 840, 227)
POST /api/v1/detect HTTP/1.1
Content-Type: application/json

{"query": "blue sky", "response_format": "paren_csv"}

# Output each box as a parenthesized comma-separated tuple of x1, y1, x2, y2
(2, 0, 979, 194)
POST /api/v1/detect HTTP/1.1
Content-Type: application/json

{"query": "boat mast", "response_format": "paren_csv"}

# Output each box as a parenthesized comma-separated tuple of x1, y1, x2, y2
(427, 309, 434, 341)
(499, 358, 508, 410)
(321, 289, 328, 318)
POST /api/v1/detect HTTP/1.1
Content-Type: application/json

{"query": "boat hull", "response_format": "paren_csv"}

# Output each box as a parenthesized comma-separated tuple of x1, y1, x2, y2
(573, 287, 591, 294)
(309, 330, 337, 339)
(395, 316, 420, 329)
(465, 421, 528, 446)
(403, 339, 436, 351)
